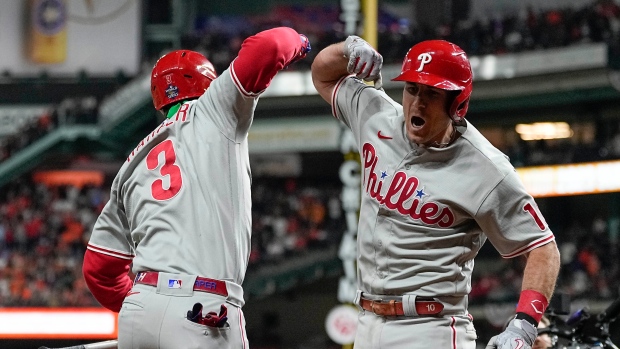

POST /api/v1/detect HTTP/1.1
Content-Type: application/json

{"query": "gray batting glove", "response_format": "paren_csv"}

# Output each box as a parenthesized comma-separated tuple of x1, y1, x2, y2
(343, 35, 383, 89)
(485, 318, 538, 349)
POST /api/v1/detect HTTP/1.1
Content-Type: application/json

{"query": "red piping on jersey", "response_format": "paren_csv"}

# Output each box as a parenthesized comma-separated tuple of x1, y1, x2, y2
(83, 249, 133, 313)
(238, 307, 247, 349)
(230, 27, 305, 96)
(331, 76, 350, 119)
(230, 62, 259, 98)
(87, 243, 135, 260)
(502, 234, 555, 259)
(450, 316, 457, 349)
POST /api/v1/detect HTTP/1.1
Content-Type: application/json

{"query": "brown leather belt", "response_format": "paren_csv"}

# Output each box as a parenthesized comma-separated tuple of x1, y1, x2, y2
(134, 271, 228, 297)
(360, 297, 444, 317)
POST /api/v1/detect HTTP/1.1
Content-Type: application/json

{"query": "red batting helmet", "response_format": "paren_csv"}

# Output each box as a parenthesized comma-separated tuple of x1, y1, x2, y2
(392, 40, 473, 122)
(151, 50, 218, 111)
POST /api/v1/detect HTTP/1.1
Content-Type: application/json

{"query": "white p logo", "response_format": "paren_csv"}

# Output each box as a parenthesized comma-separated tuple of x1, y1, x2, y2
(417, 53, 432, 72)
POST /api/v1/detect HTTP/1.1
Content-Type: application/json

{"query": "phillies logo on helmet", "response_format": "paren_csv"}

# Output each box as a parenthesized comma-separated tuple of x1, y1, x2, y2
(416, 53, 433, 71)
(165, 74, 174, 84)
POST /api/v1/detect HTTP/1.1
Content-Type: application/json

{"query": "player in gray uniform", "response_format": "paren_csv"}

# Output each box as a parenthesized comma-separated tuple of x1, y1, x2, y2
(82, 27, 310, 349)
(311, 37, 560, 349)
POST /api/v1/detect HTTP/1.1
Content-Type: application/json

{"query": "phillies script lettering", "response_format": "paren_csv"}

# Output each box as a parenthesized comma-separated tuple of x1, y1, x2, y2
(362, 143, 455, 227)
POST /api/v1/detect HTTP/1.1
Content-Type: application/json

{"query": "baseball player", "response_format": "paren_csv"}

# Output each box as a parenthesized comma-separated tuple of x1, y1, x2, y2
(311, 36, 560, 349)
(82, 27, 310, 349)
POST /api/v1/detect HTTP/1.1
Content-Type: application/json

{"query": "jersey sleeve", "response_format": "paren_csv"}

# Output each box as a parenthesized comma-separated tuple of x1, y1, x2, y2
(82, 249, 133, 312)
(332, 77, 374, 141)
(475, 170, 555, 258)
(86, 182, 133, 257)
(194, 27, 307, 142)
(231, 26, 307, 96)
(83, 180, 135, 312)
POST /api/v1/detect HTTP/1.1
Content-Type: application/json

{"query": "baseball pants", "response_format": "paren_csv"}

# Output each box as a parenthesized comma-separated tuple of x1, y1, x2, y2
(117, 281, 248, 349)
(353, 312, 477, 349)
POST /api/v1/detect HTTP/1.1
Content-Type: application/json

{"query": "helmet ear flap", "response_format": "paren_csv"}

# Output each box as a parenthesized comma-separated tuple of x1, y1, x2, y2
(449, 84, 472, 122)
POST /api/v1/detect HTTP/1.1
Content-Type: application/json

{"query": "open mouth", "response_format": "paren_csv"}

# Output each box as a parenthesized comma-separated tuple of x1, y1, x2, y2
(411, 116, 425, 127)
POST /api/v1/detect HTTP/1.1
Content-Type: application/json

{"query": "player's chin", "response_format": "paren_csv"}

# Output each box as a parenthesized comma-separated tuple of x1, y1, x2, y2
(406, 129, 426, 145)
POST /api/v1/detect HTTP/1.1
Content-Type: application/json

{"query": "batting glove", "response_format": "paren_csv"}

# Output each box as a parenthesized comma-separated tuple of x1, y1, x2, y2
(343, 35, 383, 89)
(485, 318, 538, 349)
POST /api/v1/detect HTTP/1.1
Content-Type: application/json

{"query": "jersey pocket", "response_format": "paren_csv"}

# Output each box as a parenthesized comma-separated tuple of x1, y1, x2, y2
(122, 289, 147, 309)
(122, 295, 145, 311)
(121, 300, 144, 311)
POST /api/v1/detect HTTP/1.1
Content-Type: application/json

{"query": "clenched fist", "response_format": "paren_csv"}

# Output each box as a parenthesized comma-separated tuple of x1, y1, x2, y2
(485, 318, 538, 349)
(343, 35, 383, 89)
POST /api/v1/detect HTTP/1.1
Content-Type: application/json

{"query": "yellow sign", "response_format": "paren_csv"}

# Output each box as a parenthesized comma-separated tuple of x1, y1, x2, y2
(28, 0, 68, 64)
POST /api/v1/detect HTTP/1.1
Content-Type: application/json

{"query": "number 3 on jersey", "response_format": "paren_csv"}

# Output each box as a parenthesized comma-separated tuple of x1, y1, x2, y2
(146, 139, 183, 200)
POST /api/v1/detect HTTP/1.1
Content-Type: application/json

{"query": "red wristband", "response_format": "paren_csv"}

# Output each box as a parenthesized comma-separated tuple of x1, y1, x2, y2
(516, 289, 549, 324)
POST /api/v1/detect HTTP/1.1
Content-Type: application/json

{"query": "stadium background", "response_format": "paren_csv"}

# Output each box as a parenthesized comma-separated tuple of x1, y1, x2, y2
(1, 0, 620, 348)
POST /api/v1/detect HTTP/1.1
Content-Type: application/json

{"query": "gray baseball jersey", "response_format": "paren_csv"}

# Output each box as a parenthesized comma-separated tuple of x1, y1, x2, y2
(88, 67, 254, 288)
(91, 68, 254, 349)
(332, 77, 555, 349)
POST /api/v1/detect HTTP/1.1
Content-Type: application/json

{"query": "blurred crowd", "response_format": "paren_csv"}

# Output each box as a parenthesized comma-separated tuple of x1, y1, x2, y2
(0, 180, 105, 307)
(470, 214, 620, 305)
(249, 178, 345, 269)
(0, 109, 56, 163)
(0, 96, 97, 162)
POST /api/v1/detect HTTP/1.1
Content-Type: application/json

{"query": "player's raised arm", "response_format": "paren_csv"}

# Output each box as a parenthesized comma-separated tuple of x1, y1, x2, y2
(311, 36, 383, 104)
(230, 27, 310, 97)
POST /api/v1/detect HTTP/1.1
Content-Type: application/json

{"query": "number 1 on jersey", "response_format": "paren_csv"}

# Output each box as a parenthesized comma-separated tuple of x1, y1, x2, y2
(146, 139, 183, 200)
(523, 202, 546, 231)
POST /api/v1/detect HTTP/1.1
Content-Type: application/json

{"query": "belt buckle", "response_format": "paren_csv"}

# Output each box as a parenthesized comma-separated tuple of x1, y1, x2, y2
(370, 299, 399, 316)
(369, 299, 382, 315)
